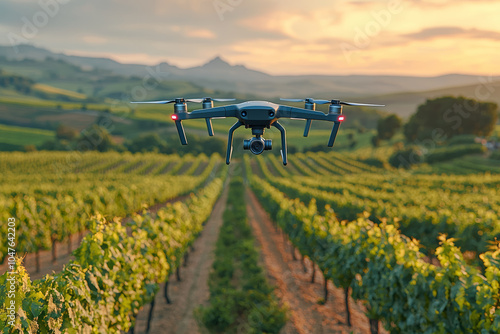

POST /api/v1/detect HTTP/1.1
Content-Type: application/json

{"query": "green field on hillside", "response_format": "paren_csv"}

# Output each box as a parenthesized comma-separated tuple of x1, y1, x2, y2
(0, 124, 54, 150)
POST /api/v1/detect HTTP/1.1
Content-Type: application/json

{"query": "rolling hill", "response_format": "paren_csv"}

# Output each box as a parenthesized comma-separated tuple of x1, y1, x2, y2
(1, 44, 499, 100)
(367, 80, 500, 118)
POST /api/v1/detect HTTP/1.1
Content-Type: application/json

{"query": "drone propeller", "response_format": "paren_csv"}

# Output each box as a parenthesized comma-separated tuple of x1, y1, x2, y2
(280, 98, 384, 107)
(318, 100, 385, 107)
(280, 98, 308, 103)
(187, 97, 236, 103)
(131, 97, 235, 104)
(130, 99, 178, 104)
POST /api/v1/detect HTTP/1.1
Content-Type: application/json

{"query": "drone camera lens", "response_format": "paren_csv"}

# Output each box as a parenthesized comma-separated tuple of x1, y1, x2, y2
(250, 139, 264, 155)
(241, 111, 247, 117)
(269, 111, 275, 117)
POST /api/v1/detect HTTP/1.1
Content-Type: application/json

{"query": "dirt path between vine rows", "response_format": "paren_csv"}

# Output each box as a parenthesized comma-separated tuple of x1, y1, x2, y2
(245, 188, 386, 334)
(134, 181, 229, 334)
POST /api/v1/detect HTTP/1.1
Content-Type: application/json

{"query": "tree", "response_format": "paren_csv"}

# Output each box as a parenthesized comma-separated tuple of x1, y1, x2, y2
(24, 145, 37, 152)
(56, 124, 78, 141)
(377, 114, 402, 140)
(388, 146, 424, 169)
(404, 96, 498, 142)
(77, 124, 114, 152)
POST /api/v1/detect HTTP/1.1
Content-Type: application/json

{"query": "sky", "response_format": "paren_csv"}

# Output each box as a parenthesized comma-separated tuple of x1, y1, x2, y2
(0, 0, 499, 76)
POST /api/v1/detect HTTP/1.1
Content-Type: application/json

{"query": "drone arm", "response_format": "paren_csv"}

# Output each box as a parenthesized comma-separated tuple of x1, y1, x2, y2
(277, 106, 338, 122)
(175, 106, 237, 138)
(226, 120, 244, 165)
(272, 121, 287, 166)
(179, 105, 238, 120)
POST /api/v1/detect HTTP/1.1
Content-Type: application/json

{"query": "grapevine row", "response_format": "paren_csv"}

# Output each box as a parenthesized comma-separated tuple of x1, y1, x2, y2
(0, 175, 225, 333)
(257, 156, 500, 256)
(246, 156, 500, 333)
(0, 153, 220, 264)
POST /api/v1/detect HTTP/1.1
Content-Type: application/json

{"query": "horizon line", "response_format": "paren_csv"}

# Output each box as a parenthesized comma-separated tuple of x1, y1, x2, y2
(1, 43, 500, 79)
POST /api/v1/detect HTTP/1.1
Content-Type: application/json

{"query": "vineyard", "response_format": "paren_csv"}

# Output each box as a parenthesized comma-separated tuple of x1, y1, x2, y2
(0, 152, 221, 267)
(246, 152, 500, 333)
(0, 2, 498, 331)
(0, 149, 499, 333)
(0, 151, 225, 332)
(257, 152, 500, 257)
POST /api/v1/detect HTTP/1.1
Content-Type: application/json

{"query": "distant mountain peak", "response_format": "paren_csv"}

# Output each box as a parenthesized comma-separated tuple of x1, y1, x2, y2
(158, 61, 177, 68)
(203, 56, 231, 68)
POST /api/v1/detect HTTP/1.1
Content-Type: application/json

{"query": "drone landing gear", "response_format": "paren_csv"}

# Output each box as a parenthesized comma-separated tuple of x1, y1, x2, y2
(225, 121, 288, 166)
(272, 122, 287, 166)
(226, 120, 244, 165)
(328, 122, 341, 147)
(174, 120, 188, 145)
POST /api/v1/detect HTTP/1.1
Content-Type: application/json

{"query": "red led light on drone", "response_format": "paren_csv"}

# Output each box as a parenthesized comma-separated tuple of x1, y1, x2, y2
(171, 114, 178, 121)
(338, 116, 345, 122)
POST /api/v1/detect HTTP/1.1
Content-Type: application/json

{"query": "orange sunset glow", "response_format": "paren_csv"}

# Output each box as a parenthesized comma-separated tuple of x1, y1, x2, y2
(1, 0, 499, 75)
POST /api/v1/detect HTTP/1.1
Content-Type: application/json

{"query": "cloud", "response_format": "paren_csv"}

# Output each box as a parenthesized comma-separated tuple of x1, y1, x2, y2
(184, 28, 216, 39)
(83, 35, 108, 45)
(403, 26, 500, 41)
(402, 0, 499, 8)
(0, 0, 286, 59)
(238, 7, 345, 44)
(0, 0, 499, 75)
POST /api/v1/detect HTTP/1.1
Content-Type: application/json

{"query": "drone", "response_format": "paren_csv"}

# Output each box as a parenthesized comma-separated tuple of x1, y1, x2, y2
(131, 97, 384, 165)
